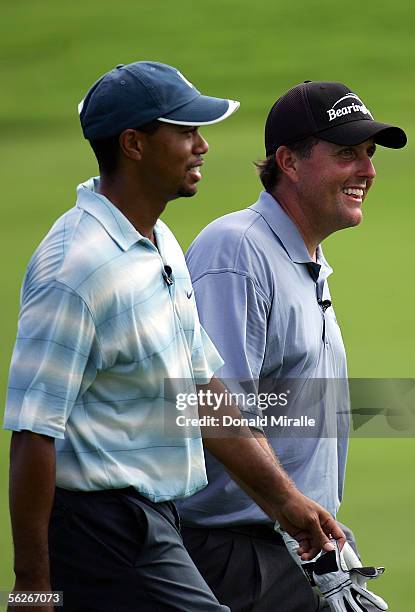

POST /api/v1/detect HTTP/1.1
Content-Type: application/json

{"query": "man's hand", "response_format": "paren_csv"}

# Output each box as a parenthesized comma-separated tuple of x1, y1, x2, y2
(199, 377, 346, 556)
(276, 489, 346, 560)
(8, 580, 55, 612)
(275, 528, 387, 610)
(9, 431, 56, 611)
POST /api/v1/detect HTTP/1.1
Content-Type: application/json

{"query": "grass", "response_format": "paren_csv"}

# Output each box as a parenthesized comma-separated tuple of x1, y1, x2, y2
(1, 1, 414, 608)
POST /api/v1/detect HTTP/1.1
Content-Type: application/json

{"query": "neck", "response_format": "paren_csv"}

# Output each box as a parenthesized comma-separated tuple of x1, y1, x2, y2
(98, 173, 167, 241)
(271, 186, 323, 261)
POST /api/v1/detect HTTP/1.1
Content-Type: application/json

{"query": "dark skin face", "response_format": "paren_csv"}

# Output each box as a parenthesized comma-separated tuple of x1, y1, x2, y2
(98, 122, 209, 241)
(137, 123, 209, 201)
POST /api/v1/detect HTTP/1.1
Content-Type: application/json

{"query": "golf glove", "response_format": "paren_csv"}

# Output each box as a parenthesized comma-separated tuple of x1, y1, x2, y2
(274, 524, 322, 593)
(312, 539, 388, 611)
(274, 524, 388, 611)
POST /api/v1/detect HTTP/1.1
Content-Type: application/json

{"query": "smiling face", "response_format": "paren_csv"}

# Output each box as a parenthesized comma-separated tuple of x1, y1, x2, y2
(138, 122, 209, 202)
(294, 138, 377, 234)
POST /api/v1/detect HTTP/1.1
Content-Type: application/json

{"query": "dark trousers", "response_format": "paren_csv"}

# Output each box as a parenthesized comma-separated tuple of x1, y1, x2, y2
(49, 487, 229, 611)
(181, 524, 320, 612)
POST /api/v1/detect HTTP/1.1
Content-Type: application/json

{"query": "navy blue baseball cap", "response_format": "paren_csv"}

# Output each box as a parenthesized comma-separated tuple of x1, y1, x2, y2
(79, 61, 240, 140)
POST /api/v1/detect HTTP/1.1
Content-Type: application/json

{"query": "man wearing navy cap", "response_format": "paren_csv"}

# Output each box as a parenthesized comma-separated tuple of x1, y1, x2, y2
(178, 81, 406, 611)
(5, 66, 346, 611)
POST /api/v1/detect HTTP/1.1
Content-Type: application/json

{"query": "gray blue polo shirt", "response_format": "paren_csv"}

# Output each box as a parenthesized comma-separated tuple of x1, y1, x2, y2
(4, 178, 223, 502)
(178, 191, 349, 524)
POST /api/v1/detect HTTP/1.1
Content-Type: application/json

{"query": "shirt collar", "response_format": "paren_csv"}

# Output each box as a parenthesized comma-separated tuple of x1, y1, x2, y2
(76, 177, 164, 252)
(316, 244, 333, 282)
(249, 191, 333, 280)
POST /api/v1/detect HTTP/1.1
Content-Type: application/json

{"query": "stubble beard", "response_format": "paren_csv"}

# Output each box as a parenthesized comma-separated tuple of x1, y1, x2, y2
(175, 186, 197, 199)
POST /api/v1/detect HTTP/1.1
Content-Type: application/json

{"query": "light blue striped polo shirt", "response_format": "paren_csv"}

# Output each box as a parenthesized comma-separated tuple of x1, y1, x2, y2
(4, 178, 223, 502)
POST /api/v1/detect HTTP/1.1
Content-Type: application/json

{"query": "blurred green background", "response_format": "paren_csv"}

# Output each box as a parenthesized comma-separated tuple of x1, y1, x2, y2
(1, 0, 414, 608)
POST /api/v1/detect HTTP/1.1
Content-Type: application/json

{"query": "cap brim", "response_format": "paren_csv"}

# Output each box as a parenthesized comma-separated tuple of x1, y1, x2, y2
(317, 119, 407, 149)
(157, 95, 240, 126)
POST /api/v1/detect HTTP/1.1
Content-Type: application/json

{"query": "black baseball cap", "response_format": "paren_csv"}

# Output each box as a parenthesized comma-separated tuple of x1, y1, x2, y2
(265, 81, 407, 155)
(79, 61, 240, 140)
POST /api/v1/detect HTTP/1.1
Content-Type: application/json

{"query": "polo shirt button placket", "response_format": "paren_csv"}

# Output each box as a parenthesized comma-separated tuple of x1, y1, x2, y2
(159, 259, 186, 332)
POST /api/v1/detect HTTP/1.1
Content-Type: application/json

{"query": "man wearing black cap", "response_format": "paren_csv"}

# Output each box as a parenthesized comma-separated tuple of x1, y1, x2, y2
(5, 67, 346, 612)
(178, 81, 406, 611)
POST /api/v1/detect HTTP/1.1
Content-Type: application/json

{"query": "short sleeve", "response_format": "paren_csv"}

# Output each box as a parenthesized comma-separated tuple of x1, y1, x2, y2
(190, 271, 269, 418)
(4, 281, 101, 438)
(190, 314, 224, 385)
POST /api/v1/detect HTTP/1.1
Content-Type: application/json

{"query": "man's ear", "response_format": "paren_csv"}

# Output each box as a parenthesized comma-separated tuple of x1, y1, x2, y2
(275, 146, 300, 183)
(119, 129, 143, 161)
